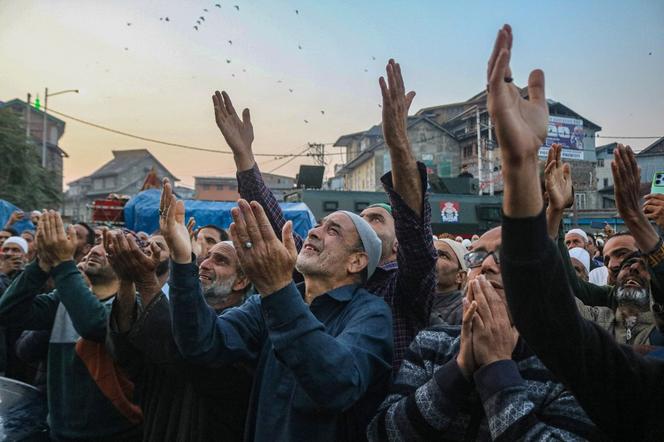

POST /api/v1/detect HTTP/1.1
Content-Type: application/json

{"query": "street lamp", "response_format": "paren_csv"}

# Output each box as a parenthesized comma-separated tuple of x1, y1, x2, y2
(42, 88, 79, 167)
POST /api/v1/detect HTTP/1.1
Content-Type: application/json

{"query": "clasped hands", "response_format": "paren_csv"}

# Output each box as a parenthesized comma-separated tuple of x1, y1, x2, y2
(456, 275, 518, 379)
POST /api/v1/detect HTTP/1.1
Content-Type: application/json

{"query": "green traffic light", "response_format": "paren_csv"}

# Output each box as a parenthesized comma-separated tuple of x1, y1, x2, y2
(34, 96, 41, 110)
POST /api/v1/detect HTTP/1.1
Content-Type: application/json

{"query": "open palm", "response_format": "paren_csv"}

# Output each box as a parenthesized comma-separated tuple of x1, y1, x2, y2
(212, 90, 254, 154)
(487, 25, 548, 160)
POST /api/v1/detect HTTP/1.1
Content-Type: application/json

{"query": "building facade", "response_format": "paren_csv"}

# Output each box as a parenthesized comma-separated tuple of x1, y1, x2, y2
(194, 173, 295, 201)
(0, 98, 68, 194)
(63, 149, 178, 222)
(334, 89, 603, 208)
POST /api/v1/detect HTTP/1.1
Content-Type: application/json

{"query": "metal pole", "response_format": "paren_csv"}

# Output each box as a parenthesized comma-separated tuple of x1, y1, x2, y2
(26, 93, 31, 139)
(42, 87, 48, 168)
(488, 116, 494, 195)
(476, 106, 482, 195)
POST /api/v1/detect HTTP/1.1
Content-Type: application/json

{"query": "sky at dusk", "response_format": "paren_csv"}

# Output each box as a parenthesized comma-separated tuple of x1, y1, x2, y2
(1, 0, 663, 188)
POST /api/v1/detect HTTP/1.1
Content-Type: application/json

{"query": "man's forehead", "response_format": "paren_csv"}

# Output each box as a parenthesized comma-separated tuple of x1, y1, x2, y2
(209, 242, 237, 259)
(2, 244, 21, 252)
(200, 227, 221, 238)
(605, 235, 637, 253)
(434, 240, 454, 254)
(565, 232, 584, 240)
(360, 206, 392, 219)
(324, 212, 356, 230)
(473, 227, 502, 250)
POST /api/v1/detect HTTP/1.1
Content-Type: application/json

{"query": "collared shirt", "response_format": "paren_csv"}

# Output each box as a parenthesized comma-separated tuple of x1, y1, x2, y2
(169, 261, 393, 442)
(237, 162, 436, 370)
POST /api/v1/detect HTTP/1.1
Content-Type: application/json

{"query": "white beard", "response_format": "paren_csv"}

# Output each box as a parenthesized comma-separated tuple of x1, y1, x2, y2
(615, 286, 650, 309)
(203, 277, 235, 303)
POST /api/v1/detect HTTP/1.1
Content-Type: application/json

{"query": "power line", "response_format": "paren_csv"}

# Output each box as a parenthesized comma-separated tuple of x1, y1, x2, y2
(46, 107, 336, 157)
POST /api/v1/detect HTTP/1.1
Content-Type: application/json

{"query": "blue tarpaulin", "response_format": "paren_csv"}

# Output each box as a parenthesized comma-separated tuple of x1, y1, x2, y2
(124, 189, 316, 238)
(0, 200, 35, 234)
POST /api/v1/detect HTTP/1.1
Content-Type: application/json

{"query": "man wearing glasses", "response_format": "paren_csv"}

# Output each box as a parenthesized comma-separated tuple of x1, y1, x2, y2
(368, 227, 602, 440)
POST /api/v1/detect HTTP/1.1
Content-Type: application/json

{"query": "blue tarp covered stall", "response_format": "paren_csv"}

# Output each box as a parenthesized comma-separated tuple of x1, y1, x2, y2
(0, 200, 35, 234)
(124, 189, 316, 238)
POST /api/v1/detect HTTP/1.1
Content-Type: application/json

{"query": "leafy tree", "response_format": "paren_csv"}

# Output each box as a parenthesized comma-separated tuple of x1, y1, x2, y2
(0, 108, 61, 209)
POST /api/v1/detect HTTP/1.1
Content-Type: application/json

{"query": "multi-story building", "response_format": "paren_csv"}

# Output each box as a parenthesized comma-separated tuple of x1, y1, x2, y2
(63, 149, 178, 222)
(637, 136, 664, 186)
(0, 98, 68, 193)
(194, 173, 295, 201)
(334, 88, 602, 208)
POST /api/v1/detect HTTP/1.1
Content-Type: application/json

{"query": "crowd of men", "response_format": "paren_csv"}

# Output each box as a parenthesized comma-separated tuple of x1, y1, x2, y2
(1, 24, 664, 441)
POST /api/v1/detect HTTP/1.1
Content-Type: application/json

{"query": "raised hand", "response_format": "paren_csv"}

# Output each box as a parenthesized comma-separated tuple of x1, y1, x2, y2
(487, 24, 548, 162)
(544, 144, 573, 211)
(612, 144, 661, 253)
(644, 194, 664, 229)
(379, 59, 416, 153)
(105, 231, 160, 285)
(471, 275, 518, 367)
(456, 284, 478, 379)
(5, 210, 24, 227)
(159, 178, 192, 264)
(212, 90, 255, 171)
(612, 145, 642, 220)
(38, 211, 77, 268)
(230, 199, 297, 296)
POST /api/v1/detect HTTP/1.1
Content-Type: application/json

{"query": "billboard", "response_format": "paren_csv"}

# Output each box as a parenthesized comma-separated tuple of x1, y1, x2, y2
(440, 201, 460, 223)
(538, 115, 585, 160)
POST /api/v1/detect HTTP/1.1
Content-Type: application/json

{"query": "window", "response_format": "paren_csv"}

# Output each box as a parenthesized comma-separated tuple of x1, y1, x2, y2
(93, 179, 103, 190)
(575, 193, 587, 210)
(203, 184, 210, 190)
(104, 177, 115, 189)
(323, 201, 338, 212)
(597, 159, 604, 167)
(463, 145, 474, 159)
(354, 202, 370, 212)
(603, 178, 609, 188)
(216, 184, 224, 190)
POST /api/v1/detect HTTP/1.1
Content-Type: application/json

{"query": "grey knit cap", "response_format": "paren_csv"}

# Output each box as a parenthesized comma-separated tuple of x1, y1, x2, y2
(339, 211, 382, 279)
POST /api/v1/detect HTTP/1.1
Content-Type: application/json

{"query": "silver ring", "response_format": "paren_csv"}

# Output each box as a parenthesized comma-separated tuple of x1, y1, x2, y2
(243, 241, 253, 250)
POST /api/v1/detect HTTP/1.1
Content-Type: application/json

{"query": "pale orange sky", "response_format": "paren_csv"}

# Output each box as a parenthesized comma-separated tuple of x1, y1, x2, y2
(1, 1, 662, 188)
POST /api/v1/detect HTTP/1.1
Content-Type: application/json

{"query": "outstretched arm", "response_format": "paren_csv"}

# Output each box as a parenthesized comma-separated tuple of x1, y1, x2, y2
(489, 24, 663, 441)
(378, 60, 436, 326)
(212, 90, 304, 250)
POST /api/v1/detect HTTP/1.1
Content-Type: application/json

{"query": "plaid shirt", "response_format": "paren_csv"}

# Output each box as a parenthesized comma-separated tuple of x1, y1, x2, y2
(237, 162, 436, 370)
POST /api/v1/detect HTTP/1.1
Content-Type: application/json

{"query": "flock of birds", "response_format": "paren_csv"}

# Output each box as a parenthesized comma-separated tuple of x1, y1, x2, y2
(121, 3, 388, 125)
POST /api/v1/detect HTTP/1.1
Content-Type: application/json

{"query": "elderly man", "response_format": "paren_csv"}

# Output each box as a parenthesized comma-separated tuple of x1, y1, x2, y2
(486, 24, 664, 440)
(106, 235, 253, 441)
(368, 222, 601, 440)
(575, 253, 664, 346)
(565, 228, 588, 250)
(160, 175, 392, 441)
(0, 236, 28, 291)
(0, 211, 140, 440)
(429, 238, 468, 326)
(212, 60, 436, 370)
(569, 247, 590, 281)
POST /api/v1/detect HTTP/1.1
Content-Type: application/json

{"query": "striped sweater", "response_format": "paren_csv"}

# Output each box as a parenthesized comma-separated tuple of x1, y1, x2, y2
(368, 325, 605, 441)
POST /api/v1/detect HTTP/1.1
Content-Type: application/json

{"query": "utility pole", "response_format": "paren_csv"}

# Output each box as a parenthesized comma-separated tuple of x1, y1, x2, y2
(26, 93, 31, 139)
(488, 116, 494, 195)
(42, 87, 48, 167)
(308, 142, 326, 166)
(476, 106, 482, 195)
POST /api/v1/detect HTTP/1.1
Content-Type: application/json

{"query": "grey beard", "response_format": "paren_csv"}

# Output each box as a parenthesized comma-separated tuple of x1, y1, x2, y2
(615, 286, 650, 309)
(84, 266, 116, 286)
(203, 278, 235, 305)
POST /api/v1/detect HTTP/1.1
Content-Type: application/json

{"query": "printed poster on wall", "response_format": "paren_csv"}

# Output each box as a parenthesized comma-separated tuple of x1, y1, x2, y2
(538, 115, 585, 160)
(440, 201, 460, 223)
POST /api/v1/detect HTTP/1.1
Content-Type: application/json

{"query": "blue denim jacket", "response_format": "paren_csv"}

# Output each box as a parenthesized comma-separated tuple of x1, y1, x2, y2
(169, 261, 393, 442)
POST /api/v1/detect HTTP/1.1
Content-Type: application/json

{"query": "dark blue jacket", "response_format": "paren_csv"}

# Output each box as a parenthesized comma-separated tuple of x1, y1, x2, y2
(169, 261, 393, 442)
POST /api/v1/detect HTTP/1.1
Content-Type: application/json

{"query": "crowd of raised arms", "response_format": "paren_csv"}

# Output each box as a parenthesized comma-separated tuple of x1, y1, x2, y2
(2, 24, 664, 442)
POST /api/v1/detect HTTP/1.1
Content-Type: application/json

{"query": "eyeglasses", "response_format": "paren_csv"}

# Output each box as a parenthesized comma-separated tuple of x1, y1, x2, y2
(464, 249, 500, 269)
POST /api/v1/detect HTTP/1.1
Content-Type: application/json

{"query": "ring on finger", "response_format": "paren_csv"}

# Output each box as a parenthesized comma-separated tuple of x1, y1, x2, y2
(243, 241, 253, 250)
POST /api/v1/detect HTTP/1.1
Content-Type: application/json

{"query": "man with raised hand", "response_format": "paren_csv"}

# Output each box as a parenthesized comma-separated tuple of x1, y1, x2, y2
(212, 59, 436, 370)
(488, 24, 664, 440)
(161, 175, 392, 441)
(105, 231, 252, 441)
(0, 211, 141, 441)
